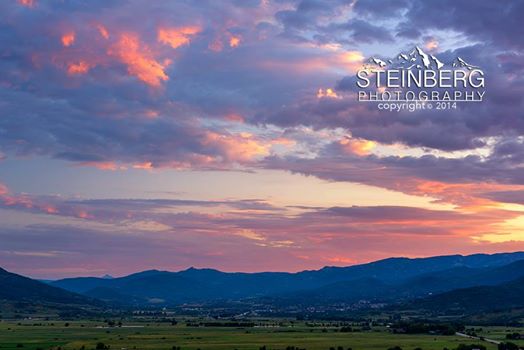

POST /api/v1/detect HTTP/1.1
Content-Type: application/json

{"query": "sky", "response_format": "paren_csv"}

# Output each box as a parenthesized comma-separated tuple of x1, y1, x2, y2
(1, 0, 524, 279)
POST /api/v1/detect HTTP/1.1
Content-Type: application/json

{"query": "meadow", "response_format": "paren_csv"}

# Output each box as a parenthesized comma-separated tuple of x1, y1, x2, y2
(0, 319, 511, 350)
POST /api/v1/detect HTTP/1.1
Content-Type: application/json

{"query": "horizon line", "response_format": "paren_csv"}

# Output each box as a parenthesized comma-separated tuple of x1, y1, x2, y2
(7, 250, 524, 281)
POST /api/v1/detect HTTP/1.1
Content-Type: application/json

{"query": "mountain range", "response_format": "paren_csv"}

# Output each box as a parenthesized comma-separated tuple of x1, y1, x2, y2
(2, 252, 524, 318)
(49, 252, 524, 306)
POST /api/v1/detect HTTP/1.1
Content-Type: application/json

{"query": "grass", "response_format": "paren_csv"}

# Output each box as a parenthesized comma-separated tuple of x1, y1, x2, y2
(0, 320, 509, 350)
(474, 326, 524, 346)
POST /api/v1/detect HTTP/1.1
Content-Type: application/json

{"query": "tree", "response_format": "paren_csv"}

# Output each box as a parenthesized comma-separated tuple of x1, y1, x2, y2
(388, 346, 402, 350)
(498, 342, 519, 350)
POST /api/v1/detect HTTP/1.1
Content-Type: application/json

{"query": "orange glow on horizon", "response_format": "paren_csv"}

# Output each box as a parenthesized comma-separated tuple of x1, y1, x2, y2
(326, 256, 357, 264)
(413, 181, 524, 209)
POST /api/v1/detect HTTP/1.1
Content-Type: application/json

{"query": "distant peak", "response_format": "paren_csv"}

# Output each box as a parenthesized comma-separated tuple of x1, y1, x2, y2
(181, 266, 220, 273)
(140, 269, 161, 273)
(126, 269, 165, 278)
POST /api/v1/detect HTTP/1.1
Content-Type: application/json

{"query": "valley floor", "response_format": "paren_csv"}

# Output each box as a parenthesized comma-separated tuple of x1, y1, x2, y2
(1, 320, 522, 350)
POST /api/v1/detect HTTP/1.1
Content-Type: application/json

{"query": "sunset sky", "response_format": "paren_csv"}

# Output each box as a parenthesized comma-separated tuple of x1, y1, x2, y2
(1, 0, 524, 279)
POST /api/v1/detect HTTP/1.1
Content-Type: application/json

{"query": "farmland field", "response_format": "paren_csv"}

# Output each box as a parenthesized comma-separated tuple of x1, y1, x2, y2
(475, 326, 524, 347)
(0, 320, 509, 350)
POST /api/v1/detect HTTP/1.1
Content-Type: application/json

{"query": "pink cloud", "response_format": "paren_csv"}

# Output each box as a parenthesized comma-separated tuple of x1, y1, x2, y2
(17, 0, 35, 8)
(61, 32, 75, 47)
(96, 24, 109, 40)
(157, 26, 201, 49)
(202, 131, 270, 162)
(108, 33, 169, 88)
(67, 61, 91, 75)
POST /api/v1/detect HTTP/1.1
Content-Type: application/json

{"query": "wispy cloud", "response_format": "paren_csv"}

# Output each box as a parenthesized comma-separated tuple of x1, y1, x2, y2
(1, 0, 524, 276)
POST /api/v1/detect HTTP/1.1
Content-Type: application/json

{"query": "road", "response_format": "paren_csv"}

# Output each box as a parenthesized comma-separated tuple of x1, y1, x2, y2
(456, 332, 501, 345)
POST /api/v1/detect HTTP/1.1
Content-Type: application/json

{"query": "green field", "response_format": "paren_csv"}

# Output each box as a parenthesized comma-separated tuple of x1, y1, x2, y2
(475, 327, 524, 347)
(0, 320, 509, 350)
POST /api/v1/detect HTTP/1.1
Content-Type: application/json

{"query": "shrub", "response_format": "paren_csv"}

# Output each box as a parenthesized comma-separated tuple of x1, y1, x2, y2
(95, 342, 109, 350)
(498, 342, 519, 350)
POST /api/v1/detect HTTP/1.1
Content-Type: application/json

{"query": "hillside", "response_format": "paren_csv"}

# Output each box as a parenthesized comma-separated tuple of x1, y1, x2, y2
(0, 267, 103, 317)
(411, 277, 524, 313)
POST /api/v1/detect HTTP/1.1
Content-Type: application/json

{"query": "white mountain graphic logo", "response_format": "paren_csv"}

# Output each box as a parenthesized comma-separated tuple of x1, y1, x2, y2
(365, 46, 478, 71)
(451, 57, 480, 70)
(356, 46, 486, 107)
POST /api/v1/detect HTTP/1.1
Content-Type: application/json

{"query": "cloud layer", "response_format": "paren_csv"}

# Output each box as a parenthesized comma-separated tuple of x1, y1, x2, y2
(1, 0, 523, 277)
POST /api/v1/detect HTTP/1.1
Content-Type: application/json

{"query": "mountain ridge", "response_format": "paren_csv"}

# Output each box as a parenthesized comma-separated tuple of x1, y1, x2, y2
(48, 251, 524, 306)
(49, 251, 524, 280)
